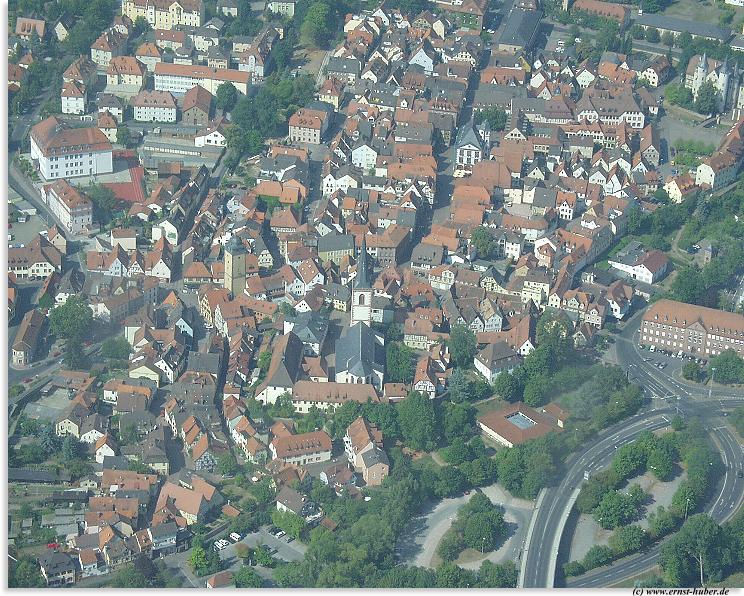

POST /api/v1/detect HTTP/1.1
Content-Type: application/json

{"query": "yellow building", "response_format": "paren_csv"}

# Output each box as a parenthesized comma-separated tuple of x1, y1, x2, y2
(121, 0, 204, 30)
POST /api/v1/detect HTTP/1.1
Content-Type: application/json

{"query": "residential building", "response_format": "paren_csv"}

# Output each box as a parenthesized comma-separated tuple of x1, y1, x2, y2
(121, 0, 205, 29)
(42, 179, 93, 234)
(12, 309, 46, 365)
(270, 430, 332, 465)
(132, 90, 178, 122)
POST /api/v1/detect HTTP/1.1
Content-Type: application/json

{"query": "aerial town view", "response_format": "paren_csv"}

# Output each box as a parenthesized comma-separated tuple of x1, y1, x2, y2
(6, 0, 744, 588)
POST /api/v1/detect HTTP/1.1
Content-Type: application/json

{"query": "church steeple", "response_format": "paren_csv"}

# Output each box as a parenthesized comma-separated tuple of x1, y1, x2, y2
(355, 235, 370, 289)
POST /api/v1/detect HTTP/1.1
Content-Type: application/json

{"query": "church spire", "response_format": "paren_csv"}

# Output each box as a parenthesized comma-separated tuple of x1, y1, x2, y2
(355, 235, 370, 289)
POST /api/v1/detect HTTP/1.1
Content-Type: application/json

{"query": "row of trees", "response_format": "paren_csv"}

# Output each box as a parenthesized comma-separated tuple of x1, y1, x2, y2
(566, 421, 721, 578)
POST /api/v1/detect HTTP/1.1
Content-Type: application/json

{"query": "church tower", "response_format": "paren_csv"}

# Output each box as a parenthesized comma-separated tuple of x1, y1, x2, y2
(351, 235, 373, 326)
(224, 235, 247, 297)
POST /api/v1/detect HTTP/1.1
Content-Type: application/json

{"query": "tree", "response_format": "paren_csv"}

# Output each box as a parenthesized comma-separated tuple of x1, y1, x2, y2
(448, 368, 473, 403)
(386, 342, 415, 383)
(476, 560, 517, 588)
(473, 107, 507, 132)
(470, 226, 496, 258)
(463, 510, 505, 552)
(630, 24, 645, 39)
(709, 350, 744, 384)
(437, 531, 465, 561)
(133, 16, 151, 37)
(448, 324, 477, 368)
(300, 2, 333, 49)
(522, 375, 550, 407)
(117, 125, 133, 148)
(661, 31, 675, 46)
(396, 391, 438, 451)
(647, 445, 675, 482)
(216, 81, 239, 112)
(441, 402, 474, 443)
(695, 81, 720, 115)
(594, 490, 641, 529)
(582, 545, 614, 570)
(660, 514, 735, 586)
(62, 435, 80, 461)
(49, 296, 92, 340)
(645, 27, 660, 43)
(682, 361, 703, 382)
(188, 545, 209, 574)
(84, 183, 117, 223)
(492, 370, 522, 402)
(9, 557, 45, 588)
(608, 524, 648, 557)
(271, 509, 306, 540)
(234, 566, 262, 587)
(612, 443, 647, 480)
(39, 424, 61, 452)
(217, 452, 239, 476)
(563, 561, 585, 577)
(101, 336, 131, 360)
(648, 506, 678, 540)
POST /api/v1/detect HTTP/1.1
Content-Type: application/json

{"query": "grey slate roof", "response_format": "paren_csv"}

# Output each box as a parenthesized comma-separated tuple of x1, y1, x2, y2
(635, 14, 731, 40)
(318, 233, 354, 254)
(335, 322, 384, 379)
(499, 8, 543, 49)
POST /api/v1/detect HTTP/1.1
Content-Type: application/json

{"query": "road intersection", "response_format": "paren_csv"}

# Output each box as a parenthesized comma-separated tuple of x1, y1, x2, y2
(520, 309, 744, 588)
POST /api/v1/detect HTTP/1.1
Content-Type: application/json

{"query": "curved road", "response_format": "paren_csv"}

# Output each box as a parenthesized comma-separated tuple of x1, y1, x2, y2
(521, 310, 744, 588)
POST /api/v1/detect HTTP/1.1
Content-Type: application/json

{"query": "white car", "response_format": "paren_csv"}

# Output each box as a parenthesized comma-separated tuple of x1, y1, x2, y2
(213, 539, 230, 551)
(229, 532, 241, 543)
(275, 530, 286, 539)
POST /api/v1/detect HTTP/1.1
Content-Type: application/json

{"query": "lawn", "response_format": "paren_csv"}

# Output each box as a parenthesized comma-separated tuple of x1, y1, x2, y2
(609, 569, 662, 588)
(475, 397, 508, 417)
(660, 0, 743, 25)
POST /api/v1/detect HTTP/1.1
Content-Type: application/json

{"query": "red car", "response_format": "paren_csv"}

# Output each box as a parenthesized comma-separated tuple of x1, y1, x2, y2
(47, 543, 59, 549)
(23, 377, 32, 383)
(52, 351, 61, 357)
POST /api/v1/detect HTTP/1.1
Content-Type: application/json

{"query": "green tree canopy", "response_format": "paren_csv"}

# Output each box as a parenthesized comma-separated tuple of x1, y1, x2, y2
(694, 81, 720, 115)
(448, 324, 477, 368)
(709, 350, 744, 384)
(396, 391, 438, 451)
(216, 81, 239, 112)
(386, 342, 415, 383)
(49, 296, 93, 340)
(234, 566, 263, 587)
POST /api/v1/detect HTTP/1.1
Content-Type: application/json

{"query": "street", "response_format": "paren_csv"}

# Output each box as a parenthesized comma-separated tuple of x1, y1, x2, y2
(520, 309, 744, 588)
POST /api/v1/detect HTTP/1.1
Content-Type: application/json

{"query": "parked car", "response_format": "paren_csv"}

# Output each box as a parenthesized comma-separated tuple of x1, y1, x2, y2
(213, 539, 230, 551)
(229, 532, 242, 542)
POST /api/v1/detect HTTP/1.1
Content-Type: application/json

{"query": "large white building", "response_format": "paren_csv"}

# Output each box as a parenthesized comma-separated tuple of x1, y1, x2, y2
(30, 116, 113, 181)
(121, 0, 205, 30)
(43, 180, 93, 234)
(132, 90, 177, 122)
(154, 63, 250, 95)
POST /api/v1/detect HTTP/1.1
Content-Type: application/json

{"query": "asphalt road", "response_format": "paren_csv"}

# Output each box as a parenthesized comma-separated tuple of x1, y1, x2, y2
(520, 308, 744, 588)
(568, 423, 744, 588)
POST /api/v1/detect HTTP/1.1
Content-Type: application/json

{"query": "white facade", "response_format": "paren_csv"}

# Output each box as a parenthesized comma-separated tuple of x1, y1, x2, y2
(134, 104, 177, 122)
(31, 141, 113, 181)
(45, 183, 93, 234)
(194, 128, 226, 147)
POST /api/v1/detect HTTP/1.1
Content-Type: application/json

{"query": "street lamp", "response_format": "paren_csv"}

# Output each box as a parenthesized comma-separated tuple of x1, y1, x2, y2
(709, 367, 716, 401)
(684, 496, 691, 520)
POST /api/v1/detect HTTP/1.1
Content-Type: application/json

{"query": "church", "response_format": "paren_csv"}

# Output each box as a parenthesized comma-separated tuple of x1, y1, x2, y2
(685, 53, 744, 115)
